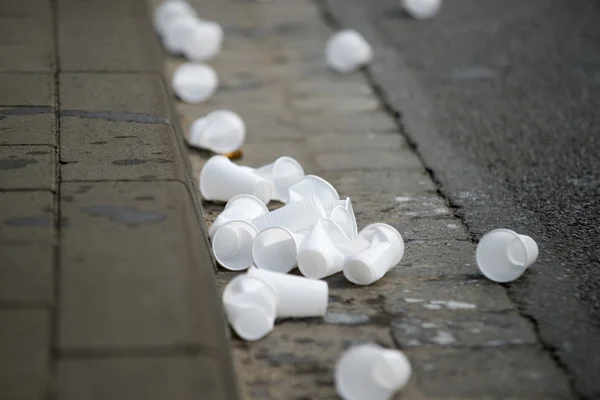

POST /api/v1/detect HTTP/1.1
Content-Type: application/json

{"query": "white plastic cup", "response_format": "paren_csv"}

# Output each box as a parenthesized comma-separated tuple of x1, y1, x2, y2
(162, 14, 200, 55)
(212, 220, 258, 270)
(209, 194, 268, 239)
(325, 30, 373, 73)
(252, 227, 309, 273)
(287, 175, 340, 204)
(335, 343, 411, 400)
(476, 228, 539, 283)
(254, 157, 305, 203)
(402, 0, 442, 20)
(182, 20, 223, 61)
(199, 155, 271, 204)
(222, 274, 278, 341)
(343, 223, 404, 285)
(172, 62, 218, 104)
(153, 0, 197, 37)
(298, 219, 353, 280)
(249, 195, 326, 232)
(247, 266, 329, 318)
(189, 110, 246, 154)
(324, 198, 357, 239)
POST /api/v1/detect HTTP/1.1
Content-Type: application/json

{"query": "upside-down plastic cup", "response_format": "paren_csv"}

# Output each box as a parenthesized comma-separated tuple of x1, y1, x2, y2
(344, 223, 404, 285)
(287, 175, 340, 204)
(212, 220, 258, 270)
(252, 227, 309, 273)
(254, 157, 305, 203)
(172, 62, 218, 104)
(335, 343, 411, 400)
(182, 20, 223, 61)
(402, 0, 442, 20)
(249, 195, 326, 232)
(325, 30, 373, 73)
(298, 219, 354, 280)
(222, 274, 278, 341)
(153, 0, 197, 36)
(209, 194, 268, 239)
(476, 228, 539, 283)
(189, 110, 246, 154)
(200, 155, 271, 204)
(162, 14, 200, 54)
(247, 266, 329, 318)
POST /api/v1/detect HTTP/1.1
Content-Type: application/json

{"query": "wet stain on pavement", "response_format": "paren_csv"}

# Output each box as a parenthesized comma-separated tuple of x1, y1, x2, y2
(5, 216, 51, 227)
(82, 205, 165, 224)
(0, 158, 37, 169)
(0, 107, 54, 115)
(112, 159, 148, 166)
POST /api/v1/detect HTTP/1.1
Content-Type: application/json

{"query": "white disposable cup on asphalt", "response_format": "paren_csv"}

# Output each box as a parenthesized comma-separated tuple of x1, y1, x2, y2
(212, 220, 259, 271)
(182, 20, 223, 61)
(172, 62, 218, 104)
(162, 14, 200, 54)
(344, 223, 404, 285)
(476, 228, 539, 282)
(287, 175, 339, 204)
(335, 343, 411, 400)
(324, 197, 357, 239)
(254, 157, 305, 203)
(298, 219, 354, 280)
(252, 227, 309, 273)
(402, 0, 442, 20)
(247, 266, 329, 318)
(209, 194, 268, 239)
(189, 110, 246, 154)
(200, 155, 271, 204)
(325, 30, 373, 73)
(153, 0, 197, 36)
(249, 195, 327, 232)
(222, 274, 278, 341)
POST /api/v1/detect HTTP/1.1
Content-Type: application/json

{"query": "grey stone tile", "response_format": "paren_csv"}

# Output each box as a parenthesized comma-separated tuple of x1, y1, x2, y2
(0, 74, 54, 106)
(0, 109, 55, 145)
(0, 146, 55, 190)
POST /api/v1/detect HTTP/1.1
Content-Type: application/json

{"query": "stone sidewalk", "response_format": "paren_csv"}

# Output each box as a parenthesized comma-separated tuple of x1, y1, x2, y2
(0, 1, 237, 399)
(167, 0, 576, 399)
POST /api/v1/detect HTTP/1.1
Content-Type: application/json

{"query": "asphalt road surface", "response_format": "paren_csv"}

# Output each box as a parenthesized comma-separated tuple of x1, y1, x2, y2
(323, 0, 600, 398)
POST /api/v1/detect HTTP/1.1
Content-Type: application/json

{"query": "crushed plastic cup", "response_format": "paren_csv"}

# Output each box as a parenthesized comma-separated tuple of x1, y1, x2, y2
(402, 0, 442, 20)
(182, 20, 223, 61)
(209, 194, 268, 239)
(200, 155, 271, 204)
(476, 228, 539, 283)
(287, 175, 339, 204)
(172, 62, 218, 104)
(162, 14, 201, 55)
(247, 266, 329, 318)
(250, 195, 327, 233)
(189, 110, 246, 154)
(325, 197, 357, 240)
(325, 30, 373, 73)
(212, 220, 258, 270)
(253, 157, 305, 202)
(153, 0, 197, 37)
(344, 223, 404, 285)
(252, 227, 309, 273)
(335, 343, 411, 400)
(298, 219, 360, 280)
(222, 274, 277, 341)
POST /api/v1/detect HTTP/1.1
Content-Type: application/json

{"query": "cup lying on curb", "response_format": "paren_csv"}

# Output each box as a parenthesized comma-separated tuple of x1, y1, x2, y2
(287, 175, 339, 204)
(208, 194, 268, 239)
(153, 0, 197, 37)
(172, 62, 218, 104)
(252, 156, 305, 202)
(189, 110, 245, 154)
(325, 30, 373, 73)
(335, 343, 411, 400)
(476, 228, 539, 282)
(182, 20, 223, 61)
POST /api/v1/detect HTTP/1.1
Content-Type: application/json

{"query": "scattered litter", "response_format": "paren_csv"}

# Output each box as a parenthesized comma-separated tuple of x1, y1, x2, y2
(172, 62, 218, 103)
(404, 298, 424, 303)
(476, 228, 539, 282)
(287, 175, 339, 204)
(153, 0, 197, 37)
(326, 30, 373, 73)
(423, 303, 442, 310)
(335, 343, 411, 400)
(189, 110, 246, 154)
(182, 20, 223, 61)
(401, 0, 442, 20)
(208, 194, 268, 239)
(249, 156, 305, 202)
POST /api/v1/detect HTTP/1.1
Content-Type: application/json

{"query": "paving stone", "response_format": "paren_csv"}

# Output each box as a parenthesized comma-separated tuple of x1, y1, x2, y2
(60, 118, 186, 181)
(306, 131, 408, 152)
(0, 145, 55, 190)
(398, 218, 470, 241)
(296, 110, 398, 133)
(0, 191, 53, 304)
(0, 74, 54, 106)
(0, 0, 54, 72)
(0, 109, 55, 145)
(58, 355, 239, 400)
(58, 181, 224, 350)
(60, 73, 170, 117)
(406, 345, 573, 399)
(288, 94, 380, 114)
(0, 309, 50, 400)
(314, 148, 423, 172)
